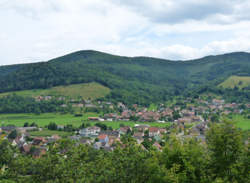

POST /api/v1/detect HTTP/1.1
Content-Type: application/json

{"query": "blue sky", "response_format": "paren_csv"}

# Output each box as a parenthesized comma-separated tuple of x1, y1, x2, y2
(1, 0, 250, 65)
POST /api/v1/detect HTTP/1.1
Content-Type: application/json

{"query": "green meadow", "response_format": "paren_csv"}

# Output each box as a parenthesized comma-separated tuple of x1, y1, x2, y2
(29, 130, 73, 137)
(0, 113, 172, 129)
(0, 82, 110, 99)
(219, 75, 250, 89)
(231, 115, 250, 130)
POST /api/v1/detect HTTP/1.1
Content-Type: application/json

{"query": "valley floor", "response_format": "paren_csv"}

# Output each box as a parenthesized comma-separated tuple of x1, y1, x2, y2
(0, 113, 172, 129)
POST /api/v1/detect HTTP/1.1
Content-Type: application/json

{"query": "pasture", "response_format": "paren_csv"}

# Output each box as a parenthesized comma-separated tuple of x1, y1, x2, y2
(0, 113, 172, 129)
(231, 115, 250, 130)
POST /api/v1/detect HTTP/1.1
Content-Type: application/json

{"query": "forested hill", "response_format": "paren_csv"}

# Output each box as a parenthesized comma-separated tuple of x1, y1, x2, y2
(1, 50, 250, 105)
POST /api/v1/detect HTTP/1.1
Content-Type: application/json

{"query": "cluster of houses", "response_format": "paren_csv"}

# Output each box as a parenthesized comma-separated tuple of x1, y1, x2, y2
(0, 123, 169, 155)
(0, 126, 62, 158)
(93, 98, 249, 124)
(1, 96, 249, 157)
(72, 124, 167, 151)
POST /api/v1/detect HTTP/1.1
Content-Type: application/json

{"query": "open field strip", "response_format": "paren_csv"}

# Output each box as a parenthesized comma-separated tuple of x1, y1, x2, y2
(0, 113, 172, 129)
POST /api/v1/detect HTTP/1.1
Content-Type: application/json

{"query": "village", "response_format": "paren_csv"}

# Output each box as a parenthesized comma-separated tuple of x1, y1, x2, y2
(0, 95, 249, 158)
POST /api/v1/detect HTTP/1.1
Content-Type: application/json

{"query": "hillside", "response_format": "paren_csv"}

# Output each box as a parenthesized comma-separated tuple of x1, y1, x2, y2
(0, 82, 110, 99)
(0, 50, 250, 104)
(219, 76, 250, 90)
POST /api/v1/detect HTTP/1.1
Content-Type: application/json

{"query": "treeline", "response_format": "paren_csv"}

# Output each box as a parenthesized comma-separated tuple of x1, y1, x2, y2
(0, 121, 249, 183)
(0, 94, 71, 114)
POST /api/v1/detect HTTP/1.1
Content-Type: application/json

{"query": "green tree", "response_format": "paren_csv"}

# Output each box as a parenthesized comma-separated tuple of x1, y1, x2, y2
(48, 122, 57, 130)
(8, 130, 17, 139)
(206, 121, 248, 182)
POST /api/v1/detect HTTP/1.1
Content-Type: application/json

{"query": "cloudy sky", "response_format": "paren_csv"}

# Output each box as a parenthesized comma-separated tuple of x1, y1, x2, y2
(1, 0, 250, 65)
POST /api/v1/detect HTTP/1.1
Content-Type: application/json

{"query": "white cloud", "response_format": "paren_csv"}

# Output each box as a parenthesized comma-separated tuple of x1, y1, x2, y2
(111, 0, 250, 24)
(0, 0, 250, 65)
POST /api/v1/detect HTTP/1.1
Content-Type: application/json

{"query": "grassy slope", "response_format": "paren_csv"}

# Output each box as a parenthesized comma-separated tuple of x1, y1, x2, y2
(0, 113, 171, 129)
(219, 76, 250, 89)
(0, 82, 110, 99)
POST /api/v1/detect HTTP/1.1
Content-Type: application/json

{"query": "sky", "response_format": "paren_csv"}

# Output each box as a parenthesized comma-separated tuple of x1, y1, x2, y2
(1, 0, 250, 66)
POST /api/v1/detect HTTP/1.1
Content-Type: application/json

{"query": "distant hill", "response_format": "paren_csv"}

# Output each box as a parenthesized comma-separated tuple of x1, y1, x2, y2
(0, 50, 250, 105)
(0, 82, 110, 99)
(219, 76, 250, 90)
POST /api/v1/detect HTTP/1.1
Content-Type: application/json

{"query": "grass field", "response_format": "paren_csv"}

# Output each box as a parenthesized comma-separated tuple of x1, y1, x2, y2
(0, 113, 172, 129)
(29, 130, 73, 137)
(0, 82, 110, 99)
(231, 115, 250, 130)
(219, 76, 250, 89)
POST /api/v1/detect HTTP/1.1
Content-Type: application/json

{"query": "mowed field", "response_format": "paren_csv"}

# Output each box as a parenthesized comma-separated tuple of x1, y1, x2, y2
(231, 115, 250, 130)
(219, 75, 250, 89)
(0, 113, 172, 129)
(0, 82, 110, 99)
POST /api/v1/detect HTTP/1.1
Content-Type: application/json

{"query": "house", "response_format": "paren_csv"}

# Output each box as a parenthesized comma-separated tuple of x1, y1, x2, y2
(108, 136, 120, 146)
(178, 117, 192, 124)
(103, 113, 118, 120)
(133, 132, 144, 138)
(159, 128, 167, 134)
(121, 111, 132, 120)
(79, 126, 101, 137)
(161, 109, 173, 117)
(103, 131, 120, 138)
(212, 99, 224, 106)
(134, 124, 149, 132)
(98, 134, 109, 143)
(21, 144, 32, 154)
(32, 137, 46, 146)
(12, 135, 25, 147)
(148, 127, 160, 137)
(139, 111, 161, 122)
(191, 116, 202, 122)
(133, 132, 144, 144)
(118, 126, 132, 135)
(181, 110, 195, 117)
(47, 134, 61, 144)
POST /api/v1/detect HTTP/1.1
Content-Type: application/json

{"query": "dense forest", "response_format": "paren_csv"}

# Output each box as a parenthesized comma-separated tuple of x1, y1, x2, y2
(0, 121, 249, 183)
(0, 51, 250, 105)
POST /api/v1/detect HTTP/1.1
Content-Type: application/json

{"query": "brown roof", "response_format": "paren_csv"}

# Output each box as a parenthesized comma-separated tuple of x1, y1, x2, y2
(149, 127, 159, 133)
(133, 132, 144, 138)
(22, 144, 32, 153)
(98, 134, 108, 140)
(119, 126, 131, 132)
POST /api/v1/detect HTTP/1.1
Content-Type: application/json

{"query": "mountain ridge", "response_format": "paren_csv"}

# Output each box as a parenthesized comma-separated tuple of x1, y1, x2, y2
(1, 50, 250, 67)
(0, 50, 250, 105)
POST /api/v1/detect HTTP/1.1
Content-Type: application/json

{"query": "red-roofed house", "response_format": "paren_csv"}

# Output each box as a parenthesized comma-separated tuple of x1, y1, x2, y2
(149, 127, 160, 137)
(98, 134, 109, 143)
